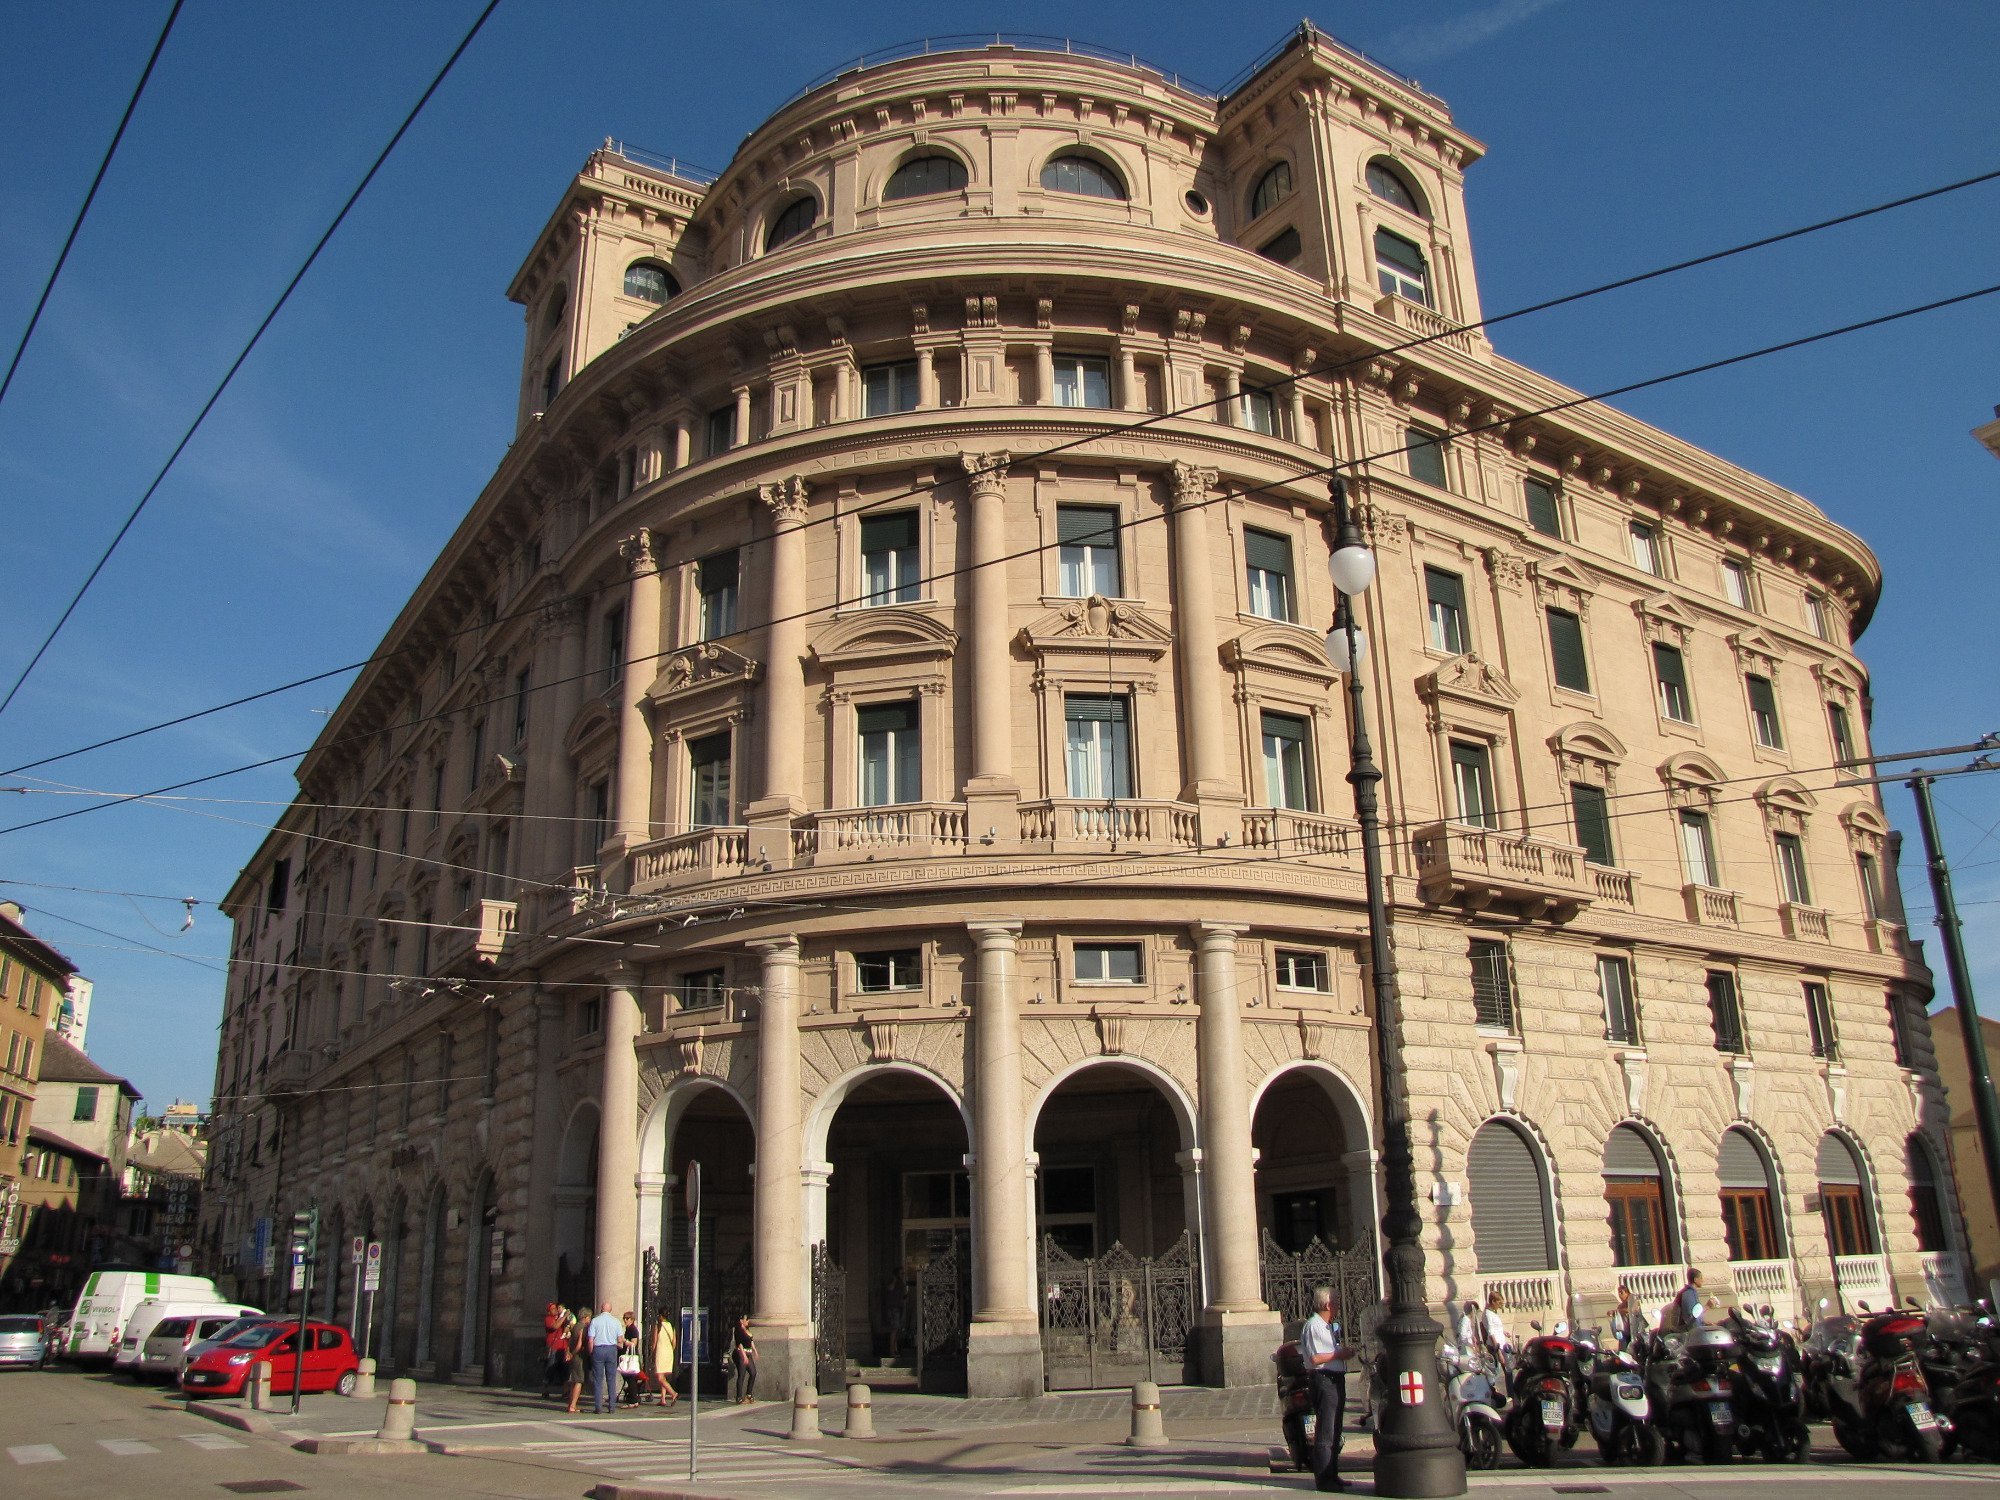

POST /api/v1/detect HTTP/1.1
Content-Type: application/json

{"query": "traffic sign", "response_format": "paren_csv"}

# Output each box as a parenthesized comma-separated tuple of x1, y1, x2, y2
(685, 1161, 701, 1221)
(363, 1240, 382, 1292)
(351, 1235, 365, 1265)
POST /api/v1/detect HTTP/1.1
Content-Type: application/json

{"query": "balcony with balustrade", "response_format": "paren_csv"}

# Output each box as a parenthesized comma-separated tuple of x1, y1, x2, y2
(1016, 798, 1200, 854)
(1683, 883, 1742, 929)
(629, 826, 755, 893)
(1410, 820, 1592, 919)
(1728, 1259, 1799, 1321)
(434, 897, 519, 970)
(799, 802, 971, 861)
(1237, 806, 1358, 862)
(1779, 901, 1832, 943)
(1834, 1252, 1893, 1312)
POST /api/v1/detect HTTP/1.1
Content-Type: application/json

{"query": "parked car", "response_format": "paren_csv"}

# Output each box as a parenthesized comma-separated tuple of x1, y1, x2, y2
(171, 1315, 284, 1381)
(138, 1308, 268, 1382)
(117, 1300, 262, 1376)
(0, 1314, 49, 1370)
(180, 1321, 359, 1399)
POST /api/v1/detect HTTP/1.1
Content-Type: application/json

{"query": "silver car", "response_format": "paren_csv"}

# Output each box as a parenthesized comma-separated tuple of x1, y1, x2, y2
(171, 1315, 281, 1380)
(0, 1315, 49, 1369)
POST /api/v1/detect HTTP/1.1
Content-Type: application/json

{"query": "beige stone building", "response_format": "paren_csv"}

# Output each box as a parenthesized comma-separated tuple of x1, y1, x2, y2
(197, 26, 1967, 1396)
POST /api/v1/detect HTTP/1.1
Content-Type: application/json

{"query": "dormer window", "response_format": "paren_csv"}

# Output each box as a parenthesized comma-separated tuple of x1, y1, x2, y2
(885, 154, 967, 200)
(765, 196, 817, 252)
(1375, 229, 1430, 306)
(622, 260, 677, 305)
(1249, 161, 1293, 219)
(1041, 153, 1126, 200)
(1366, 159, 1426, 217)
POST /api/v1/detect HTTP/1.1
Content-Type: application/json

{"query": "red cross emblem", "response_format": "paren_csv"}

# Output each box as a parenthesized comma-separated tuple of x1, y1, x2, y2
(1399, 1370, 1425, 1405)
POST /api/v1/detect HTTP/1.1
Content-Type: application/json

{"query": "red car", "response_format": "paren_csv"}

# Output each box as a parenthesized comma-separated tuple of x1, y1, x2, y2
(179, 1320, 359, 1398)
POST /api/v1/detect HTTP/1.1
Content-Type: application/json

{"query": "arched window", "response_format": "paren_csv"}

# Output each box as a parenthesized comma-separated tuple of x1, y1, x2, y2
(1250, 161, 1293, 219)
(622, 260, 678, 304)
(884, 154, 968, 200)
(1603, 1124, 1674, 1268)
(541, 283, 567, 337)
(1375, 228, 1431, 306)
(1041, 153, 1126, 200)
(1366, 158, 1426, 216)
(1718, 1127, 1783, 1260)
(1467, 1119, 1556, 1272)
(765, 196, 818, 252)
(1905, 1134, 1948, 1252)
(1817, 1131, 1875, 1255)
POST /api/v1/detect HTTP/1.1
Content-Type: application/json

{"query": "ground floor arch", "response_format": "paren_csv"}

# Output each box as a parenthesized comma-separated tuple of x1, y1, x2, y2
(555, 1102, 599, 1309)
(1250, 1062, 1375, 1255)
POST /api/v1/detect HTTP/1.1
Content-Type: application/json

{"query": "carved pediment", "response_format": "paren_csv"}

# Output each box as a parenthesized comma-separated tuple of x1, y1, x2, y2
(645, 641, 761, 707)
(810, 607, 957, 669)
(1813, 659, 1864, 704)
(1552, 721, 1626, 784)
(1728, 628, 1788, 672)
(1016, 595, 1172, 661)
(564, 699, 617, 758)
(1633, 592, 1700, 645)
(1659, 749, 1726, 807)
(470, 752, 523, 808)
(1533, 556, 1597, 610)
(1755, 776, 1817, 831)
(1421, 652, 1519, 709)
(1220, 623, 1337, 690)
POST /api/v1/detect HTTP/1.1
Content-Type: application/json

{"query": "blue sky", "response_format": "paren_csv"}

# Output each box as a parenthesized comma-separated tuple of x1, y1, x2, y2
(0, 0, 1995, 1112)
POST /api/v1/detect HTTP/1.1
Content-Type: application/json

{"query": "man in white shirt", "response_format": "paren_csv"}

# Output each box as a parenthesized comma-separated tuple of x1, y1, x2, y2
(587, 1301, 624, 1414)
(1299, 1286, 1352, 1492)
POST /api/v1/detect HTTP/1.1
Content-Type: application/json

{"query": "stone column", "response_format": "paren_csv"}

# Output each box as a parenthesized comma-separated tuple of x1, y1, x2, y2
(748, 935, 812, 1393)
(1220, 367, 1242, 426)
(1034, 344, 1055, 405)
(966, 918, 1040, 1396)
(1285, 376, 1308, 446)
(595, 966, 643, 1313)
(1167, 461, 1241, 841)
(732, 382, 753, 447)
(744, 478, 808, 865)
(1117, 346, 1140, 412)
(1192, 922, 1279, 1387)
(611, 530, 662, 852)
(671, 418, 692, 470)
(916, 347, 938, 409)
(960, 453, 1020, 846)
(522, 597, 584, 883)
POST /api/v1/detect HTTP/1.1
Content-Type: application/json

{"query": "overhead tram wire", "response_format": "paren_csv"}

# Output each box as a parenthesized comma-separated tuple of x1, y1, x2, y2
(0, 0, 185, 412)
(6, 159, 2000, 780)
(0, 0, 506, 725)
(4, 273, 1994, 843)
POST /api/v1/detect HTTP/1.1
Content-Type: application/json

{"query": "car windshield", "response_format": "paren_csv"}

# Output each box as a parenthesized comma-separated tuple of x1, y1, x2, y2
(0, 1316, 40, 1333)
(223, 1325, 289, 1349)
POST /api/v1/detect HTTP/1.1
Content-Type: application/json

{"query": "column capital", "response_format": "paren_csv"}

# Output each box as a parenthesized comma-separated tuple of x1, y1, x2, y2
(965, 916, 1023, 946)
(535, 593, 586, 642)
(745, 934, 801, 961)
(604, 962, 642, 989)
(618, 528, 658, 578)
(1168, 459, 1219, 508)
(960, 451, 1011, 499)
(802, 1159, 834, 1189)
(1191, 920, 1247, 950)
(759, 475, 809, 527)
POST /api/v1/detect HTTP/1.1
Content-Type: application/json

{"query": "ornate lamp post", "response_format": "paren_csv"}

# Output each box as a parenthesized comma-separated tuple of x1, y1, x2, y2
(1325, 477, 1466, 1498)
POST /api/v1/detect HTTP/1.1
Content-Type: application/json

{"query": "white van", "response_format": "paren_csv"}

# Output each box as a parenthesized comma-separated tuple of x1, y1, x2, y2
(67, 1271, 223, 1360)
(115, 1299, 261, 1375)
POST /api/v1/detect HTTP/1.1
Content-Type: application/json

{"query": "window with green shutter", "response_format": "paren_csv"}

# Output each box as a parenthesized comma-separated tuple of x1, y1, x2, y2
(1547, 607, 1590, 692)
(1405, 426, 1448, 489)
(1524, 477, 1562, 538)
(1570, 783, 1614, 866)
(1425, 566, 1467, 654)
(1653, 642, 1692, 721)
(1747, 674, 1784, 748)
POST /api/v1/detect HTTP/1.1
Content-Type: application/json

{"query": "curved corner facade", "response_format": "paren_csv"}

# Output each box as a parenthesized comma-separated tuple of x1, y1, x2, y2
(197, 30, 1961, 1398)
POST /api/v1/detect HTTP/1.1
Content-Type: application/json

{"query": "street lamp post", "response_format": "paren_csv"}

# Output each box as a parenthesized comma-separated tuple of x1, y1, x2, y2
(1325, 478, 1466, 1498)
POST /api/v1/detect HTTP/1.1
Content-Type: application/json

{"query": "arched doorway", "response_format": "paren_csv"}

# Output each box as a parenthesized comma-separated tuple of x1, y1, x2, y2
(376, 1193, 406, 1368)
(813, 1068, 969, 1390)
(458, 1170, 496, 1378)
(1718, 1128, 1783, 1263)
(1465, 1117, 1559, 1329)
(1602, 1123, 1676, 1275)
(555, 1103, 599, 1309)
(1817, 1132, 1875, 1256)
(412, 1184, 448, 1370)
(1029, 1061, 1197, 1390)
(1904, 1134, 1948, 1253)
(657, 1083, 755, 1390)
(1251, 1065, 1378, 1339)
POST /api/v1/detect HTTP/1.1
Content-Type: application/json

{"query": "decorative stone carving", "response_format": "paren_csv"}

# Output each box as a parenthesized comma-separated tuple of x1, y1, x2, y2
(645, 640, 763, 708)
(1487, 1036, 1523, 1110)
(673, 1031, 704, 1076)
(866, 1018, 900, 1065)
(1728, 628, 1787, 675)
(1016, 596, 1172, 662)
(1633, 592, 1699, 647)
(1482, 547, 1527, 592)
(1421, 652, 1520, 711)
(618, 528, 656, 577)
(759, 475, 808, 524)
(1531, 557, 1595, 614)
(1353, 499, 1406, 550)
(1824, 1062, 1848, 1123)
(1298, 1017, 1325, 1061)
(1728, 1055, 1755, 1118)
(961, 451, 1010, 498)
(1168, 459, 1217, 507)
(1094, 1009, 1127, 1056)
(1121, 303, 1140, 336)
(1617, 1047, 1648, 1115)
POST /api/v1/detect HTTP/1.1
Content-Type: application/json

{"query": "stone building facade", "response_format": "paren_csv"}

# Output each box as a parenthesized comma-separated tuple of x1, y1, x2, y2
(198, 27, 1966, 1396)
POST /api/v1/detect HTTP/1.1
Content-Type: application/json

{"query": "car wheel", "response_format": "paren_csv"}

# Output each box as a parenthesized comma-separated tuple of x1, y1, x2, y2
(336, 1370, 357, 1397)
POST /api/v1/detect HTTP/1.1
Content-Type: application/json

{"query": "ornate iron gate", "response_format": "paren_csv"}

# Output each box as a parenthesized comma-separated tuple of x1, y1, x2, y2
(1259, 1229, 1384, 1393)
(1039, 1233, 1197, 1391)
(643, 1244, 753, 1396)
(811, 1241, 846, 1394)
(913, 1239, 969, 1392)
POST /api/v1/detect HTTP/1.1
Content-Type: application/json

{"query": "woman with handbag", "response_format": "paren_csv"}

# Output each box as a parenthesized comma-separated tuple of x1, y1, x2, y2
(726, 1314, 757, 1404)
(649, 1308, 679, 1407)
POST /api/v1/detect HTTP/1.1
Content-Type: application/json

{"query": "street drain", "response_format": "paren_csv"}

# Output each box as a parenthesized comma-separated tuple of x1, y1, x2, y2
(1553, 1488, 1609, 1495)
(219, 1483, 307, 1495)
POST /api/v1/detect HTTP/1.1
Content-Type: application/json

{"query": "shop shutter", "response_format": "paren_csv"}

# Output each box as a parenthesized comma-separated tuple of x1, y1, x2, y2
(1816, 1133, 1862, 1185)
(1717, 1130, 1769, 1191)
(1602, 1124, 1662, 1178)
(1057, 505, 1117, 545)
(1468, 1121, 1553, 1272)
(1244, 527, 1292, 576)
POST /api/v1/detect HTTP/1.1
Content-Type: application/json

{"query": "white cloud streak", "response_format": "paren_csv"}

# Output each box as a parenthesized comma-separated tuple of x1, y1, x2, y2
(1386, 0, 1571, 65)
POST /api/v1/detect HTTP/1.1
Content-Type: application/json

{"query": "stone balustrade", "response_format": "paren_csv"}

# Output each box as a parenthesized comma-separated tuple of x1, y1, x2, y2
(1016, 798, 1200, 850)
(1683, 882, 1742, 928)
(1410, 820, 1591, 917)
(630, 827, 753, 892)
(1834, 1252, 1893, 1312)
(1728, 1259, 1798, 1321)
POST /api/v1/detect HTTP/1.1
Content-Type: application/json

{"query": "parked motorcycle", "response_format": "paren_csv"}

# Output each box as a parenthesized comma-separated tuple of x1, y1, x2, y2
(1437, 1343, 1505, 1470)
(1645, 1325, 1739, 1464)
(1726, 1306, 1809, 1462)
(1272, 1339, 1315, 1472)
(1808, 1308, 1945, 1462)
(1578, 1326, 1661, 1465)
(1504, 1326, 1582, 1467)
(1933, 1301, 2000, 1462)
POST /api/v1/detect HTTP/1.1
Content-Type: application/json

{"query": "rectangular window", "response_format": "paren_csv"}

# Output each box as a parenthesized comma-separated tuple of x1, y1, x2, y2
(859, 511, 921, 605)
(1571, 783, 1615, 867)
(1405, 426, 1448, 489)
(1722, 1188, 1780, 1262)
(74, 1085, 99, 1122)
(1449, 740, 1497, 829)
(1721, 558, 1753, 610)
(857, 700, 922, 806)
(1056, 505, 1121, 597)
(1524, 477, 1562, 538)
(585, 779, 611, 857)
(673, 969, 727, 1011)
(603, 604, 626, 686)
(1747, 674, 1784, 749)
(1425, 566, 1467, 654)
(1598, 955, 1640, 1044)
(855, 949, 922, 993)
(1607, 1179, 1670, 1268)
(1546, 607, 1590, 692)
(1805, 593, 1833, 641)
(1074, 942, 1143, 984)
(862, 360, 920, 417)
(1707, 971, 1747, 1054)
(1888, 991, 1916, 1068)
(512, 668, 530, 745)
(1679, 808, 1719, 886)
(1653, 642, 1692, 721)
(1243, 528, 1296, 621)
(577, 996, 602, 1037)
(1051, 354, 1111, 409)
(268, 858, 290, 914)
(1828, 702, 1857, 764)
(1064, 694, 1133, 800)
(1856, 851, 1882, 921)
(1774, 831, 1812, 905)
(705, 404, 734, 457)
(1470, 940, 1516, 1031)
(1628, 522, 1662, 575)
(1240, 386, 1277, 435)
(1803, 981, 1838, 1059)
(1375, 229, 1430, 304)
(1260, 711, 1314, 811)
(1275, 950, 1329, 992)
(466, 717, 485, 793)
(688, 731, 732, 829)
(698, 549, 740, 641)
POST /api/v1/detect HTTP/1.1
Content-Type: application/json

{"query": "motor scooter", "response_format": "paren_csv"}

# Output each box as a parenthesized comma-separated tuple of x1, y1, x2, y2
(1503, 1325, 1581, 1467)
(1272, 1339, 1314, 1472)
(1644, 1325, 1738, 1464)
(1808, 1308, 1946, 1462)
(1725, 1305, 1808, 1462)
(1579, 1325, 1660, 1465)
(1935, 1300, 2000, 1461)
(1437, 1343, 1505, 1470)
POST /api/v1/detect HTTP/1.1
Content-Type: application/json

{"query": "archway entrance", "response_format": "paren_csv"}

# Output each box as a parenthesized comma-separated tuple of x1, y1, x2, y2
(1031, 1062, 1196, 1390)
(819, 1070, 968, 1391)
(651, 1085, 755, 1393)
(1251, 1067, 1378, 1341)
(555, 1105, 598, 1310)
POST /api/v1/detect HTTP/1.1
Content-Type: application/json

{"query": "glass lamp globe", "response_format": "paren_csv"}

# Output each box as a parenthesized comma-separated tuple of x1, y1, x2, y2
(1325, 625, 1368, 674)
(1328, 543, 1377, 596)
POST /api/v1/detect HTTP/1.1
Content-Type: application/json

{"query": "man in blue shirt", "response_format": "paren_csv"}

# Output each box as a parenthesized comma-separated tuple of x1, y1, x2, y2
(587, 1302, 624, 1414)
(1299, 1286, 1353, 1492)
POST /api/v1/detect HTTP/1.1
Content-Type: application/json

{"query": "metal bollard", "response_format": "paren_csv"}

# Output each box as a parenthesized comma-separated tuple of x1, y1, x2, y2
(247, 1363, 273, 1412)
(1127, 1379, 1167, 1447)
(844, 1382, 874, 1439)
(350, 1358, 377, 1399)
(377, 1378, 418, 1442)
(787, 1384, 820, 1440)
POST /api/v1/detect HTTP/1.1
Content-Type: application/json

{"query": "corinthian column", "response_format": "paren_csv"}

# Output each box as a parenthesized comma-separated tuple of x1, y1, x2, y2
(744, 478, 808, 865)
(1191, 921, 1279, 1387)
(747, 935, 812, 1394)
(966, 917, 1040, 1396)
(1167, 462, 1241, 842)
(595, 965, 642, 1314)
(612, 530, 662, 850)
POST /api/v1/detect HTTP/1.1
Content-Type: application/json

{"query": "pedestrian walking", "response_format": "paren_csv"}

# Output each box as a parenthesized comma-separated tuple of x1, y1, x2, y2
(564, 1304, 591, 1413)
(587, 1301, 624, 1414)
(727, 1313, 758, 1404)
(1300, 1285, 1352, 1492)
(649, 1306, 679, 1407)
(542, 1302, 570, 1398)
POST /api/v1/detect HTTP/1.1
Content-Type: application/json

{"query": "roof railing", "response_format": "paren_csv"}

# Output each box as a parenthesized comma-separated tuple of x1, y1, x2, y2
(778, 33, 1220, 108)
(595, 140, 721, 186)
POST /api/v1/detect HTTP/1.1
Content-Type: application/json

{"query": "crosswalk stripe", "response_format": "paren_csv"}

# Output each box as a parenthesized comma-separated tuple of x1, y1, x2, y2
(99, 1439, 159, 1456)
(183, 1434, 246, 1450)
(9, 1444, 65, 1465)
